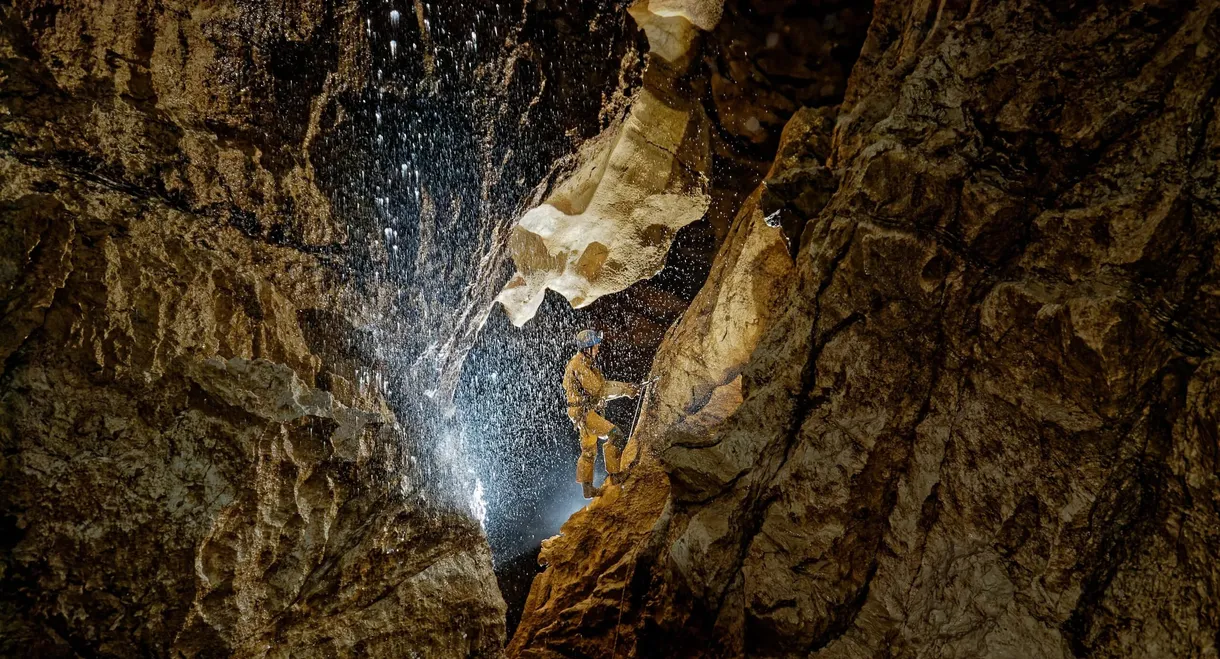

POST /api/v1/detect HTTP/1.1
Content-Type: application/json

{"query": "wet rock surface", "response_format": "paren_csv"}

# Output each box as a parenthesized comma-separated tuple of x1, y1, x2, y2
(510, 0, 1220, 657)
(0, 1, 507, 656)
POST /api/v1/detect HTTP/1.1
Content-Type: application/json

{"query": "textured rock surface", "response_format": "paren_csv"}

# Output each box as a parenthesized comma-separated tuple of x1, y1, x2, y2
(508, 98, 824, 659)
(0, 1, 505, 656)
(511, 0, 1220, 657)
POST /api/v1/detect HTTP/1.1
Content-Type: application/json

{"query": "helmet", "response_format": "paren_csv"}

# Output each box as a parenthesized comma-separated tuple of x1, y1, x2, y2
(575, 329, 603, 349)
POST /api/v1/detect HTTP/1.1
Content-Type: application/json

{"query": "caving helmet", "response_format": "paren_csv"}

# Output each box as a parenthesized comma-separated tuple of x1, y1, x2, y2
(575, 329, 603, 350)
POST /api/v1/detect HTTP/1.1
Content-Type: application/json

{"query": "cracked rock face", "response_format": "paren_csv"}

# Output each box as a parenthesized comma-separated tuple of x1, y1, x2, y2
(0, 1, 505, 656)
(511, 0, 1220, 657)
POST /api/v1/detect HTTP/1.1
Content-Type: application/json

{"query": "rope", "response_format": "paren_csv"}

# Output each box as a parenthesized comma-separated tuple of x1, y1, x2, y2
(609, 376, 658, 656)
(609, 535, 648, 658)
(626, 377, 660, 446)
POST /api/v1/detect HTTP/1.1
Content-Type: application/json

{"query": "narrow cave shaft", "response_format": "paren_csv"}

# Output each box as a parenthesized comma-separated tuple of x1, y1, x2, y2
(3, 0, 1219, 657)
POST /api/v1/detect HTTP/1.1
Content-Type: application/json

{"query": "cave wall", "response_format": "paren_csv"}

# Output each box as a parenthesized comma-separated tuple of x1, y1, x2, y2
(0, 1, 507, 656)
(6, 0, 1219, 655)
(511, 0, 1220, 657)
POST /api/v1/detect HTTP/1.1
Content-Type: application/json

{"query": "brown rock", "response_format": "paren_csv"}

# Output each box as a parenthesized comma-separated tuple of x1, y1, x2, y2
(510, 1, 1220, 657)
(509, 90, 810, 659)
(0, 1, 504, 656)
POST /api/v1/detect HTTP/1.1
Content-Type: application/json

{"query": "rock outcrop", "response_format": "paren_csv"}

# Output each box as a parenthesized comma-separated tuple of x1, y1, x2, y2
(495, 84, 711, 327)
(511, 0, 1220, 657)
(369, 0, 649, 406)
(0, 1, 506, 656)
(496, 0, 716, 327)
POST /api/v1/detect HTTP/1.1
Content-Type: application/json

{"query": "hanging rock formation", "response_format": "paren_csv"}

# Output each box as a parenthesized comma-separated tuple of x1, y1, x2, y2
(366, 0, 651, 406)
(511, 0, 1220, 657)
(495, 0, 719, 327)
(0, 1, 506, 656)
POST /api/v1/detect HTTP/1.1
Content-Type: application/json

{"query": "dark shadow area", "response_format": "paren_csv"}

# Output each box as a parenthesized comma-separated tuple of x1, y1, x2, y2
(496, 545, 544, 638)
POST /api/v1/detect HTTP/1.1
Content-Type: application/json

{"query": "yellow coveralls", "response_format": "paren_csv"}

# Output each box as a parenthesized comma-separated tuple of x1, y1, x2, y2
(563, 351, 636, 484)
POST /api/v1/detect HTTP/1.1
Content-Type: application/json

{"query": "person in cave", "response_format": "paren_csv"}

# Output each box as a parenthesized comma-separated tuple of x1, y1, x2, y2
(564, 329, 640, 499)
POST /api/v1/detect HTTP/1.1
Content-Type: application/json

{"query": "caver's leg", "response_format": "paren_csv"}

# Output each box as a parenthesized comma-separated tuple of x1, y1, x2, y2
(603, 427, 625, 485)
(577, 411, 616, 497)
(576, 427, 598, 485)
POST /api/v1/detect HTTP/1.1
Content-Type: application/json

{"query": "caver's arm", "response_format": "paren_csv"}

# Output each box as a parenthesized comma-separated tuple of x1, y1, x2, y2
(601, 379, 638, 400)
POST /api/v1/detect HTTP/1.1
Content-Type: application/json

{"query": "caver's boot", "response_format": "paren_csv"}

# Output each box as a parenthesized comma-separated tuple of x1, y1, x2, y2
(582, 482, 600, 499)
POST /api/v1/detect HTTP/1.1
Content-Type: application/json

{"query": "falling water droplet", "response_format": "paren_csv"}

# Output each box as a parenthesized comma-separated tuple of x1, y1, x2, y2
(390, 40, 397, 57)
(390, 9, 400, 26)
